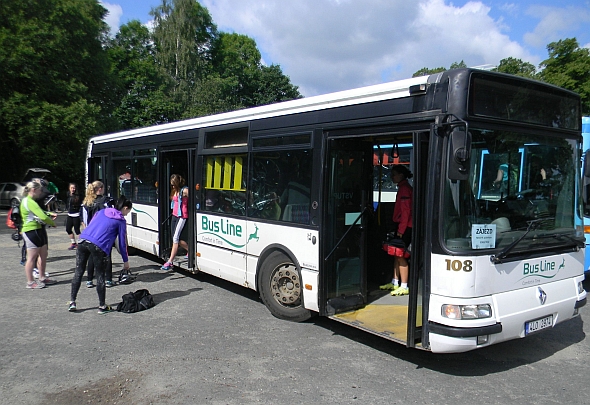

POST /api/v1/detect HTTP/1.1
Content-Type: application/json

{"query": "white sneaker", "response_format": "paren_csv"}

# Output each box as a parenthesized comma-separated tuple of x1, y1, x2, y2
(32, 268, 49, 279)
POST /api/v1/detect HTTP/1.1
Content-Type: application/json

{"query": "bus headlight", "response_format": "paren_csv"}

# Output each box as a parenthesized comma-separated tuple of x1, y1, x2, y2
(442, 304, 492, 319)
(578, 281, 585, 294)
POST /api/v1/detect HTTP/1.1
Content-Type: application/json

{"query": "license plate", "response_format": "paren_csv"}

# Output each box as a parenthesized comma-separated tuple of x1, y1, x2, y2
(525, 315, 553, 335)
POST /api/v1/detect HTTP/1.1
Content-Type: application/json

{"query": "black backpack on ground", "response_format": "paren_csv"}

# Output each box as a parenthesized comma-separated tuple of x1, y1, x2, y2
(116, 289, 155, 313)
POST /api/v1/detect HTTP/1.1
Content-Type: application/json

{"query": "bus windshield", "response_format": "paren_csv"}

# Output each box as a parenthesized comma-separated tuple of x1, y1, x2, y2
(442, 127, 583, 253)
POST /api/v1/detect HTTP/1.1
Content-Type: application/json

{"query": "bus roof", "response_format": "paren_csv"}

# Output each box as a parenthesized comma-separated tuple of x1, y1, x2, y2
(90, 75, 430, 145)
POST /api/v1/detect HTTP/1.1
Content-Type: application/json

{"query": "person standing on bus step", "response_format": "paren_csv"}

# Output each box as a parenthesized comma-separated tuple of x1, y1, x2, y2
(382, 165, 413, 296)
(20, 181, 58, 289)
(65, 183, 82, 250)
(161, 174, 189, 271)
(68, 196, 132, 313)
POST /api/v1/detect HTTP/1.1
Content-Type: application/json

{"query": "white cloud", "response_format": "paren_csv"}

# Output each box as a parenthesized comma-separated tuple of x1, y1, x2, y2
(99, 1, 123, 36)
(524, 5, 590, 48)
(202, 0, 533, 96)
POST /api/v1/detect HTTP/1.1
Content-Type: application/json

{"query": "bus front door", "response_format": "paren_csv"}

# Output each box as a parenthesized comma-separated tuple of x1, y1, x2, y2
(158, 149, 194, 270)
(322, 137, 372, 315)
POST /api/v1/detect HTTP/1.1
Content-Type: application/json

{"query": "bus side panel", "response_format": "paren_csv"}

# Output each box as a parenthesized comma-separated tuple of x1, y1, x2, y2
(196, 214, 248, 285)
(244, 222, 320, 270)
(197, 243, 246, 286)
(126, 203, 159, 255)
(430, 251, 585, 297)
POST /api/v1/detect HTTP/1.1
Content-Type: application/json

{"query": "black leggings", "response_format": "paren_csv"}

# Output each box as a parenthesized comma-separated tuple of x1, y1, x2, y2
(71, 241, 109, 306)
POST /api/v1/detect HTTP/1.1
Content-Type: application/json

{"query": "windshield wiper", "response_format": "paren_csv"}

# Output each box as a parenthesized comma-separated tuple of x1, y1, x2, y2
(549, 233, 585, 249)
(491, 218, 553, 264)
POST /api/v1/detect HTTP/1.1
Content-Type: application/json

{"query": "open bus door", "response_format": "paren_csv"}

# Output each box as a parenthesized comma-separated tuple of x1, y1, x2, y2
(322, 137, 373, 315)
(321, 131, 429, 348)
(158, 149, 195, 270)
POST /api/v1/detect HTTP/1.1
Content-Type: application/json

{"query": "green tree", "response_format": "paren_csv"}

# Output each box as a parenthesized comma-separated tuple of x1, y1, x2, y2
(151, 0, 217, 117)
(494, 57, 537, 79)
(0, 0, 115, 187)
(413, 66, 446, 77)
(254, 64, 302, 105)
(150, 0, 301, 118)
(107, 20, 180, 128)
(538, 38, 590, 115)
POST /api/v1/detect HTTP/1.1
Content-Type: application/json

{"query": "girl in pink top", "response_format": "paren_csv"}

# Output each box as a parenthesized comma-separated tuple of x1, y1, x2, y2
(161, 174, 189, 271)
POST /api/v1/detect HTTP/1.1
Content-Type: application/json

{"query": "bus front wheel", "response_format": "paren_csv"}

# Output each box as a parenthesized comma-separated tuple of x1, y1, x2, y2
(258, 251, 312, 322)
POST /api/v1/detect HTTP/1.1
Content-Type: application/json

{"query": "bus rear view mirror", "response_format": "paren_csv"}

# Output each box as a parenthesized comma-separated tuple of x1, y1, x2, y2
(447, 127, 471, 181)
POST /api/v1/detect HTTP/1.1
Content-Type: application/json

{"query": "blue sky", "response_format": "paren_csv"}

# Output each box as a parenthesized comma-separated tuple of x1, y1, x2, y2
(100, 0, 590, 97)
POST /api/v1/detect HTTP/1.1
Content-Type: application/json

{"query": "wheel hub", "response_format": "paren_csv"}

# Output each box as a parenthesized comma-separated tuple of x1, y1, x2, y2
(270, 265, 301, 307)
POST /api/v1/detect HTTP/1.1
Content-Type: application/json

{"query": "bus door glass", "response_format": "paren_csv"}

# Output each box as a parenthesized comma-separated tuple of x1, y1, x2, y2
(323, 137, 372, 314)
(87, 156, 106, 186)
(158, 150, 192, 264)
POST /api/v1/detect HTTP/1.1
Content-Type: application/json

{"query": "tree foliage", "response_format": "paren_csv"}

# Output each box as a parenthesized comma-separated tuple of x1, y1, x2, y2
(494, 57, 537, 79)
(0, 0, 114, 187)
(539, 38, 590, 115)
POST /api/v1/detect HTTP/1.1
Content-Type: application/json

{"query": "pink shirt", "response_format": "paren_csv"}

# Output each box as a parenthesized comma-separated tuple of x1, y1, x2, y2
(172, 189, 188, 219)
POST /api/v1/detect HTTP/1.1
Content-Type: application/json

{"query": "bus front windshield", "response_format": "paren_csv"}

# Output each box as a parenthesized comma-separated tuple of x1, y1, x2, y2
(443, 127, 583, 254)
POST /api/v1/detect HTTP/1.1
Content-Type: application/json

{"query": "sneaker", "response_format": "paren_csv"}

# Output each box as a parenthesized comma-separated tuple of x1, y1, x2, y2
(26, 281, 45, 289)
(20, 260, 25, 266)
(105, 280, 114, 288)
(391, 287, 409, 296)
(86, 281, 95, 288)
(68, 301, 77, 312)
(67, 243, 78, 250)
(32, 269, 50, 279)
(40, 278, 57, 285)
(161, 262, 173, 271)
(97, 305, 114, 315)
(379, 283, 399, 291)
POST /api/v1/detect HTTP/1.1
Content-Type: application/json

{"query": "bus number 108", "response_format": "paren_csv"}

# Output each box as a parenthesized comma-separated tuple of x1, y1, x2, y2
(445, 259, 473, 272)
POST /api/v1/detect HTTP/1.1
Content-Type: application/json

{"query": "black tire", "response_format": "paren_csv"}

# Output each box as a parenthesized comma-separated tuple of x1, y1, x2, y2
(258, 251, 312, 322)
(10, 198, 19, 208)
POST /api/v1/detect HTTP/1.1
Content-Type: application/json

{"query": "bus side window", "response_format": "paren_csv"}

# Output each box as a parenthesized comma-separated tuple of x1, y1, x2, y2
(203, 155, 247, 216)
(249, 150, 312, 224)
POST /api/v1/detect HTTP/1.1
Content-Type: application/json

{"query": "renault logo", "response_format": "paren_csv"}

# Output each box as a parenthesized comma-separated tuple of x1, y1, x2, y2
(537, 287, 547, 305)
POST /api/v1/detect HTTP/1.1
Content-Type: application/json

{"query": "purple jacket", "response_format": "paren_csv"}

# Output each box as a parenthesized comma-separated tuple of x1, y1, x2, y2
(80, 208, 129, 263)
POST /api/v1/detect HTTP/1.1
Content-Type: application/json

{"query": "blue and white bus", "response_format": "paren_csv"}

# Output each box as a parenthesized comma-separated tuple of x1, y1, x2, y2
(86, 69, 586, 353)
(582, 116, 590, 275)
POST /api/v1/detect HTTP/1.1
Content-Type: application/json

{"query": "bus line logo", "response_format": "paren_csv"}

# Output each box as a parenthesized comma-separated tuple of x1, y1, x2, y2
(199, 215, 257, 248)
(521, 258, 561, 279)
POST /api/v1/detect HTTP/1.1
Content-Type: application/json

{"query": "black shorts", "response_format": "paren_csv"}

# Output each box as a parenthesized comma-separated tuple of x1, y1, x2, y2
(23, 228, 49, 249)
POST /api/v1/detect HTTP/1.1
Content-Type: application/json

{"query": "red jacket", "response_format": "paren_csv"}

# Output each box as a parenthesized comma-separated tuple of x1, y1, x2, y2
(393, 179, 412, 235)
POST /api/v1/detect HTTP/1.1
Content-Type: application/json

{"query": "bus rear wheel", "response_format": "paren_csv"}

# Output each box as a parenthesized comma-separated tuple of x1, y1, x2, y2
(258, 251, 312, 322)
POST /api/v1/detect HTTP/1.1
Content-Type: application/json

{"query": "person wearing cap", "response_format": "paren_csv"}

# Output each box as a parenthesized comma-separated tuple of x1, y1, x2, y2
(379, 165, 413, 296)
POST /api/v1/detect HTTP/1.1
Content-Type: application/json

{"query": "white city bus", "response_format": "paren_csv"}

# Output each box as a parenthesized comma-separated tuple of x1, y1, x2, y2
(86, 68, 586, 353)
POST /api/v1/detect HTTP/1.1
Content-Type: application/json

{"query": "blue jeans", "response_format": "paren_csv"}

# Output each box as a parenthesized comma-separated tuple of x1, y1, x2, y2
(71, 241, 108, 307)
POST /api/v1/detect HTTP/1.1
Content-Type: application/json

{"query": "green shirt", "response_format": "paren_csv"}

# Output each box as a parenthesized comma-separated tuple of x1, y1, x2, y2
(20, 195, 56, 232)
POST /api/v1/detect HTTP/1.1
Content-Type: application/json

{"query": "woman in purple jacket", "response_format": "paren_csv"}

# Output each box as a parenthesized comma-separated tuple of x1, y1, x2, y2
(68, 196, 132, 314)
